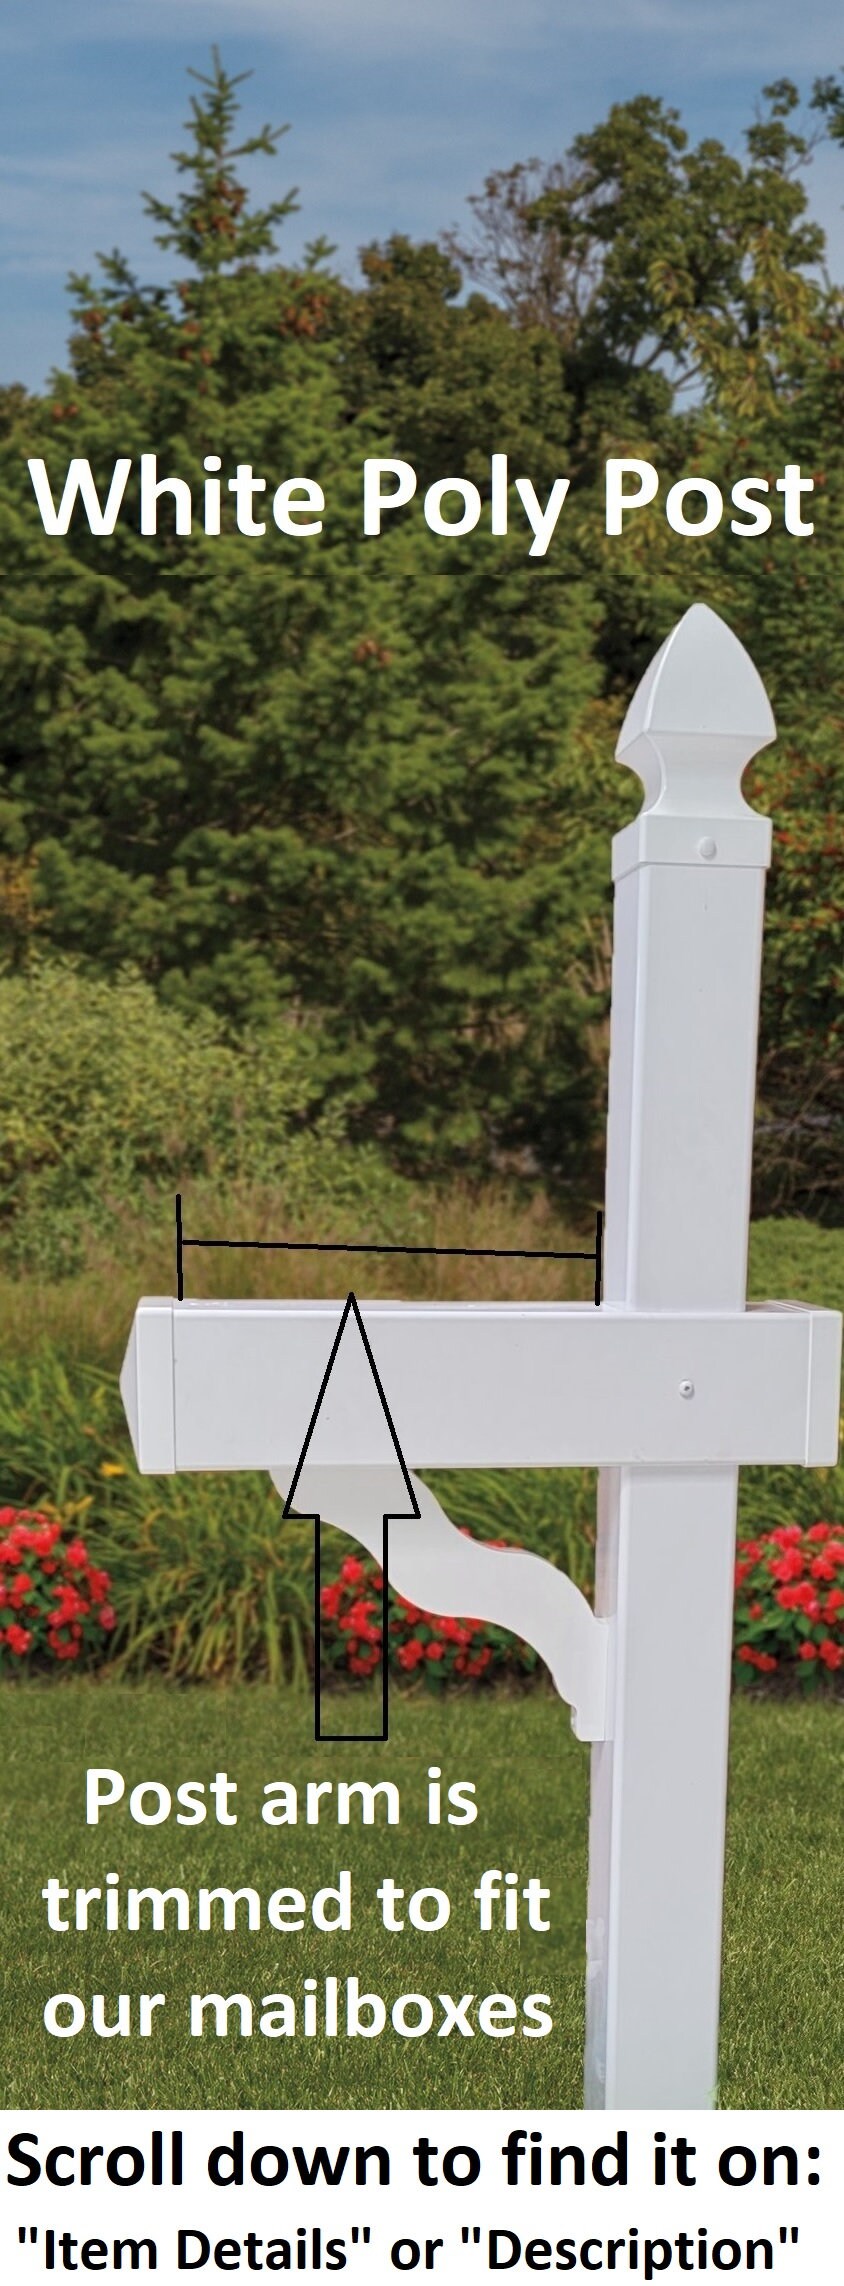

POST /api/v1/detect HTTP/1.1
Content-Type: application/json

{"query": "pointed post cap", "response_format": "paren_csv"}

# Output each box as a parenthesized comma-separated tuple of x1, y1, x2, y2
(617, 603, 776, 817)
(612, 605, 776, 875)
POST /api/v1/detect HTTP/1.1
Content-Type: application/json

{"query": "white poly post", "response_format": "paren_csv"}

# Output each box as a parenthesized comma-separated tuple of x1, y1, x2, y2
(584, 603, 777, 2108)
(119, 602, 841, 2108)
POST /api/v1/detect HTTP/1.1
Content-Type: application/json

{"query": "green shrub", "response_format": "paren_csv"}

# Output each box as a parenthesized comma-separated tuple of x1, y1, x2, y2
(0, 1504, 116, 1669)
(0, 1352, 314, 1682)
(0, 958, 408, 1274)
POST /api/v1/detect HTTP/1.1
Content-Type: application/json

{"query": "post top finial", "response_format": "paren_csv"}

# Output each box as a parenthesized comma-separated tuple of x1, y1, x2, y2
(616, 603, 776, 821)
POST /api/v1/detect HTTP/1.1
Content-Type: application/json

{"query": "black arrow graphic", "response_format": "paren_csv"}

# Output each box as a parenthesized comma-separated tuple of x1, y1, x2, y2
(281, 1293, 421, 1743)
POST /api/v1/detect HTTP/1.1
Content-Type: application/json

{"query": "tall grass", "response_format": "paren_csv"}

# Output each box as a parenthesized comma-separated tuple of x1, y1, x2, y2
(0, 1352, 315, 1682)
(0, 1177, 598, 1366)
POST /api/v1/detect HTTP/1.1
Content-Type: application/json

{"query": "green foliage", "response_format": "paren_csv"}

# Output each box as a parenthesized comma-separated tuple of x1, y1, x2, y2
(0, 1352, 315, 1681)
(0, 58, 610, 1189)
(0, 57, 842, 1204)
(449, 84, 825, 420)
(101, 1487, 315, 1688)
(0, 958, 408, 1274)
(142, 49, 299, 275)
(748, 1217, 844, 1311)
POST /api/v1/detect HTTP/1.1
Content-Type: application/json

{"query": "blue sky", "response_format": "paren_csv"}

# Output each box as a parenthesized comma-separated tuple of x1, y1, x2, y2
(3, 0, 844, 391)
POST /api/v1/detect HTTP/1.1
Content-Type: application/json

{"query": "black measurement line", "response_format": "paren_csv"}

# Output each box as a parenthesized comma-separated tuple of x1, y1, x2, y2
(180, 1236, 596, 1261)
(176, 1197, 599, 1289)
(175, 1192, 184, 1303)
(174, 1197, 604, 1303)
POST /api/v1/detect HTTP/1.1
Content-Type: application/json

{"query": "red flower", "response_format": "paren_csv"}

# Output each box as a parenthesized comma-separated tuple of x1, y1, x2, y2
(768, 1551, 805, 1583)
(5, 1623, 32, 1654)
(426, 1641, 445, 1661)
(339, 1556, 364, 1587)
(798, 1642, 818, 1662)
(444, 1615, 472, 1644)
(64, 1538, 89, 1568)
(98, 1604, 116, 1632)
(31, 1524, 60, 1557)
(51, 1584, 88, 1621)
(397, 1640, 424, 1670)
(807, 1523, 831, 1543)
(737, 1645, 777, 1672)
(819, 1638, 844, 1670)
(346, 1597, 380, 1638)
(397, 1597, 422, 1624)
(776, 1581, 820, 1618)
(348, 1646, 379, 1676)
(810, 1555, 837, 1581)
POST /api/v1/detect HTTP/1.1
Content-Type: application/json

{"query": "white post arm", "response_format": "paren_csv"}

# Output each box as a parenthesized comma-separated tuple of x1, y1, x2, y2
(120, 1297, 840, 1473)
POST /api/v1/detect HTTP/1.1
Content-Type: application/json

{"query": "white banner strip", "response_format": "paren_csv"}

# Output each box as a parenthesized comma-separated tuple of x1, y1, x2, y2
(1, 2109, 839, 2282)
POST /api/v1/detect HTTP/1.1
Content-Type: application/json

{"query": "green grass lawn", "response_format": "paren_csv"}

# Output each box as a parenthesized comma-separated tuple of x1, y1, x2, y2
(1, 1682, 842, 2111)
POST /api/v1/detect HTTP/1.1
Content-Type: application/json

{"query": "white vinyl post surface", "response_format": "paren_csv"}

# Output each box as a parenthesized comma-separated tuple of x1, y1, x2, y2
(584, 603, 777, 2109)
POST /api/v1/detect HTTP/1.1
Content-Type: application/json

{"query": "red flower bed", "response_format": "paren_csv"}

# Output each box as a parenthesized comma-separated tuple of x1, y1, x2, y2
(0, 1507, 116, 1669)
(319, 1548, 539, 1688)
(734, 1523, 844, 1685)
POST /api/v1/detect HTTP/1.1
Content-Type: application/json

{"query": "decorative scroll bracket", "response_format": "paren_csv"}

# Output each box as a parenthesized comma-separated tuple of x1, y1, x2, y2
(270, 1463, 610, 1743)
